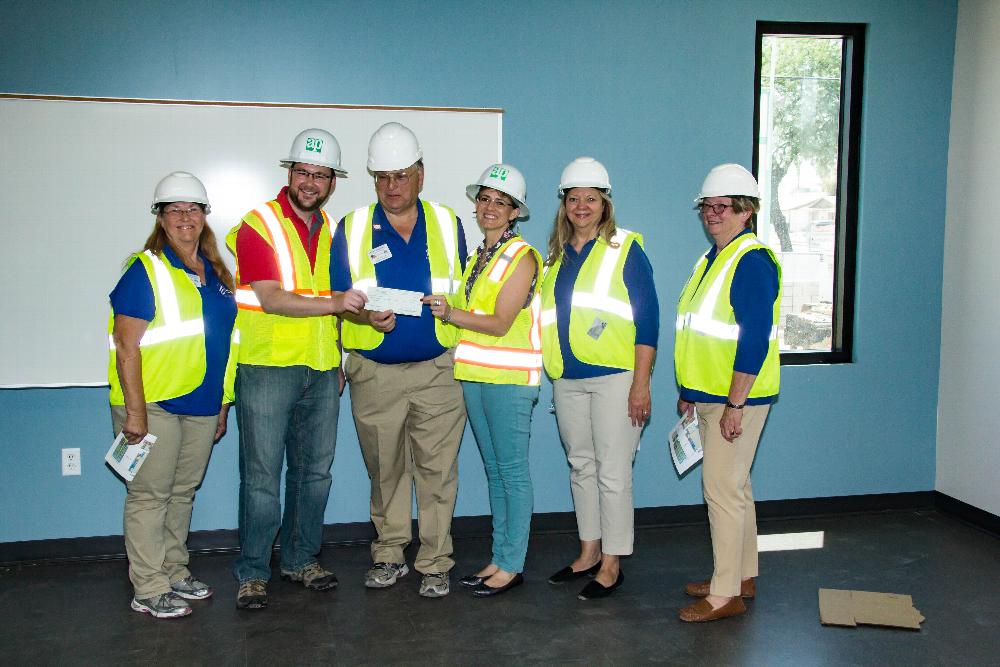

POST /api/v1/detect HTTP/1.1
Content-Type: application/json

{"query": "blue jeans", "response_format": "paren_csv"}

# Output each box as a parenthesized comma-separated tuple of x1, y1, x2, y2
(233, 364, 339, 583)
(462, 381, 539, 573)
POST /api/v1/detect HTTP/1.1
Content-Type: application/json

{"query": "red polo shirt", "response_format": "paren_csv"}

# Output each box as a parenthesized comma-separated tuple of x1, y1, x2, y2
(234, 187, 324, 283)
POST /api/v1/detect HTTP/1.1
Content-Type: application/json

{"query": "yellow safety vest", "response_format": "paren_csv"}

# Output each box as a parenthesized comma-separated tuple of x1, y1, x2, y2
(454, 237, 542, 386)
(540, 229, 642, 379)
(340, 200, 462, 351)
(674, 233, 781, 397)
(225, 200, 338, 371)
(108, 250, 236, 405)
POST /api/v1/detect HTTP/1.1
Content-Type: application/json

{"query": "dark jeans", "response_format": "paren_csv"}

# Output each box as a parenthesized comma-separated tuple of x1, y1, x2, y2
(233, 364, 339, 583)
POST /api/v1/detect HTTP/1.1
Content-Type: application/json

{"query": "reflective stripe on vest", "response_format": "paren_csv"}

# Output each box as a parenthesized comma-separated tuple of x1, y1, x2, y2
(569, 228, 634, 321)
(108, 250, 204, 349)
(225, 200, 338, 370)
(346, 203, 457, 295)
(453, 238, 542, 386)
(108, 251, 209, 405)
(674, 237, 778, 342)
(342, 201, 461, 351)
(232, 203, 332, 310)
(674, 233, 781, 398)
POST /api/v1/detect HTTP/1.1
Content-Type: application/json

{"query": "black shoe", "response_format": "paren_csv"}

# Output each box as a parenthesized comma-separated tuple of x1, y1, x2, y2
(459, 571, 498, 588)
(577, 571, 624, 600)
(548, 561, 601, 585)
(472, 573, 524, 597)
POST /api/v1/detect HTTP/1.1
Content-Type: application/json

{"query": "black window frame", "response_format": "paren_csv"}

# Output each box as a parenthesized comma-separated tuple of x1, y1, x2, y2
(752, 21, 866, 365)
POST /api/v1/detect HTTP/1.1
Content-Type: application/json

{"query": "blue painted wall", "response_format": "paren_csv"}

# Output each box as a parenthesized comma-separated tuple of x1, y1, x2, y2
(0, 0, 956, 542)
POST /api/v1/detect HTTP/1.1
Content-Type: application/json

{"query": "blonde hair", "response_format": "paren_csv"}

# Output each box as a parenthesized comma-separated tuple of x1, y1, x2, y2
(545, 190, 618, 266)
(138, 206, 235, 291)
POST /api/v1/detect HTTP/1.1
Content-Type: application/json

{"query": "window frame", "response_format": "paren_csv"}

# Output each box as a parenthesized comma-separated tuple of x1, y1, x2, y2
(751, 21, 866, 365)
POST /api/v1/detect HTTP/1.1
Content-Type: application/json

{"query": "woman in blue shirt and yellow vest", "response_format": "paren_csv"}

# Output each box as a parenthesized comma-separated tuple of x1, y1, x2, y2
(424, 164, 541, 597)
(108, 172, 237, 619)
(540, 158, 659, 600)
(675, 164, 780, 623)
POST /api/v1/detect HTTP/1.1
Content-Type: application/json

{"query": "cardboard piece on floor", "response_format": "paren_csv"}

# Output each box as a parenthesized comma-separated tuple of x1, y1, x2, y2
(818, 588, 925, 630)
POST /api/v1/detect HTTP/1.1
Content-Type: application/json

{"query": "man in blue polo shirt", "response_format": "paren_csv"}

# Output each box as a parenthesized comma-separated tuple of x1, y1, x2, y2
(331, 122, 468, 598)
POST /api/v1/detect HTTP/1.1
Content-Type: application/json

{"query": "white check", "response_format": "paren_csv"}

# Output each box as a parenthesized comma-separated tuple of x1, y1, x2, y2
(365, 286, 424, 317)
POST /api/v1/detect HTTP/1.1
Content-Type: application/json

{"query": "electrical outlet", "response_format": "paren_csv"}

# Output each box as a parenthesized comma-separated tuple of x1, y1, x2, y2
(62, 448, 81, 476)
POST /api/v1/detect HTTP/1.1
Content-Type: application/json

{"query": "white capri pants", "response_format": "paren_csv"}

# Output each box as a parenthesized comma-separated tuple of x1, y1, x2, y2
(553, 370, 643, 555)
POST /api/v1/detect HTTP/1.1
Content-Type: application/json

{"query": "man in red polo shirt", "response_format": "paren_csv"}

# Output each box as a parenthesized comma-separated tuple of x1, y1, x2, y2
(227, 129, 364, 610)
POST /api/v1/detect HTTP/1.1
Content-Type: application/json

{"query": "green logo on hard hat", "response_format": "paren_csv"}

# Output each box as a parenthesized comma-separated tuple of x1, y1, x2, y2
(305, 137, 324, 153)
(489, 166, 509, 181)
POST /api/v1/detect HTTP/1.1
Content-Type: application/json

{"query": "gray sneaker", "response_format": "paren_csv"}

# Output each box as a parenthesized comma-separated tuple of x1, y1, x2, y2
(170, 576, 213, 600)
(281, 562, 338, 591)
(365, 562, 409, 589)
(236, 579, 268, 609)
(419, 572, 450, 598)
(131, 592, 192, 619)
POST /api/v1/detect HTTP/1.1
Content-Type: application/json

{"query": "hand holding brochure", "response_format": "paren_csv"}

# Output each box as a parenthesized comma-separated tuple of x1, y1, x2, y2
(105, 431, 158, 482)
(668, 410, 703, 475)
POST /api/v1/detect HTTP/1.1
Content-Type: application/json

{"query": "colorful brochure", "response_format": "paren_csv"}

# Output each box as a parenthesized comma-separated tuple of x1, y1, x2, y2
(105, 431, 158, 482)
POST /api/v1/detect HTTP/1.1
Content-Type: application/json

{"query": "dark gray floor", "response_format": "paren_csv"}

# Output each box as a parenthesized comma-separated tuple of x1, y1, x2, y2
(2, 510, 998, 666)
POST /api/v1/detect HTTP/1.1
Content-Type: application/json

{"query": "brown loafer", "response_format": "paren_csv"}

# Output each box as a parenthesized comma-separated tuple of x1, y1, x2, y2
(684, 578, 755, 599)
(679, 597, 747, 622)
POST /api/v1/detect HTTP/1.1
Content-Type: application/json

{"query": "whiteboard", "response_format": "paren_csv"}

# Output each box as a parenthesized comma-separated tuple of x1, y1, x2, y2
(0, 95, 502, 387)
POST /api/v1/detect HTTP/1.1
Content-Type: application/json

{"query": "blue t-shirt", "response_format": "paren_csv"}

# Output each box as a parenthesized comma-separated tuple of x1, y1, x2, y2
(679, 229, 779, 405)
(109, 246, 237, 416)
(331, 201, 468, 364)
(554, 238, 659, 380)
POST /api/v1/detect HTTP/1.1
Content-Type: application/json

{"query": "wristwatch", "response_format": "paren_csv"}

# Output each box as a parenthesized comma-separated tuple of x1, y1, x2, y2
(726, 401, 746, 410)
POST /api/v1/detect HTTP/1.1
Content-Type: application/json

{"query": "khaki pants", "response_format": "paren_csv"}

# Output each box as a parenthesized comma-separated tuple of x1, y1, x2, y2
(346, 351, 466, 574)
(697, 402, 770, 597)
(112, 403, 216, 599)
(553, 372, 642, 555)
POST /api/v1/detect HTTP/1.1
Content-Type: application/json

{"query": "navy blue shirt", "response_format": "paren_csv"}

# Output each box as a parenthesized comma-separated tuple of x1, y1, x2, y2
(679, 229, 779, 405)
(554, 238, 659, 380)
(330, 200, 468, 364)
(109, 246, 237, 416)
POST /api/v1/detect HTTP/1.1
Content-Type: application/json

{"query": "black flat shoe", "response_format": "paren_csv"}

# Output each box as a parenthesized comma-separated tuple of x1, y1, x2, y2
(472, 573, 524, 597)
(577, 571, 624, 600)
(548, 561, 601, 585)
(459, 572, 495, 588)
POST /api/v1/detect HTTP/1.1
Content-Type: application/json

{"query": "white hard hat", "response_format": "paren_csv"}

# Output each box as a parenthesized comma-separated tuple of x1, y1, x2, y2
(558, 157, 611, 196)
(695, 163, 760, 201)
(367, 122, 423, 172)
(151, 171, 210, 214)
(466, 163, 530, 218)
(280, 128, 348, 176)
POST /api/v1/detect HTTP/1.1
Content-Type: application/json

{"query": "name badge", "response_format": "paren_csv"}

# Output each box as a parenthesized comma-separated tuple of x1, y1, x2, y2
(587, 318, 607, 340)
(369, 244, 392, 264)
(186, 272, 202, 289)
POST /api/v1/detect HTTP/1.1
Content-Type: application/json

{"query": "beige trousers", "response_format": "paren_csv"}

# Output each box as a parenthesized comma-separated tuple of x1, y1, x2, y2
(553, 372, 642, 555)
(697, 402, 770, 597)
(346, 350, 466, 574)
(112, 403, 216, 599)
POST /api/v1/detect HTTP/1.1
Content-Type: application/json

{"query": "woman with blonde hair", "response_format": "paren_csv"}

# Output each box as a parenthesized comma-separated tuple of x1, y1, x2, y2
(108, 171, 236, 618)
(540, 157, 658, 600)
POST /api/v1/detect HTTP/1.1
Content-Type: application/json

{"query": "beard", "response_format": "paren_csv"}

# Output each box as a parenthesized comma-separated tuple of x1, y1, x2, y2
(289, 185, 329, 213)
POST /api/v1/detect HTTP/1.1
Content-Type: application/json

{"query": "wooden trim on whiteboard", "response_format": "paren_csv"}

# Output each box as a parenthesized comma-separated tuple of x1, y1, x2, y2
(0, 92, 503, 114)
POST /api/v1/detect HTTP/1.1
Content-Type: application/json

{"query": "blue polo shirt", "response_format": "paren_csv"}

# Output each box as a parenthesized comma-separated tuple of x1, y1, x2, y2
(330, 200, 468, 364)
(554, 238, 660, 380)
(109, 246, 237, 416)
(679, 229, 779, 405)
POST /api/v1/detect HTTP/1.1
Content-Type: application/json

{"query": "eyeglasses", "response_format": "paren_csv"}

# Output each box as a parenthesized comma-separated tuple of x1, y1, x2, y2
(698, 202, 735, 215)
(374, 169, 415, 187)
(162, 205, 203, 219)
(476, 194, 514, 209)
(291, 168, 333, 183)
